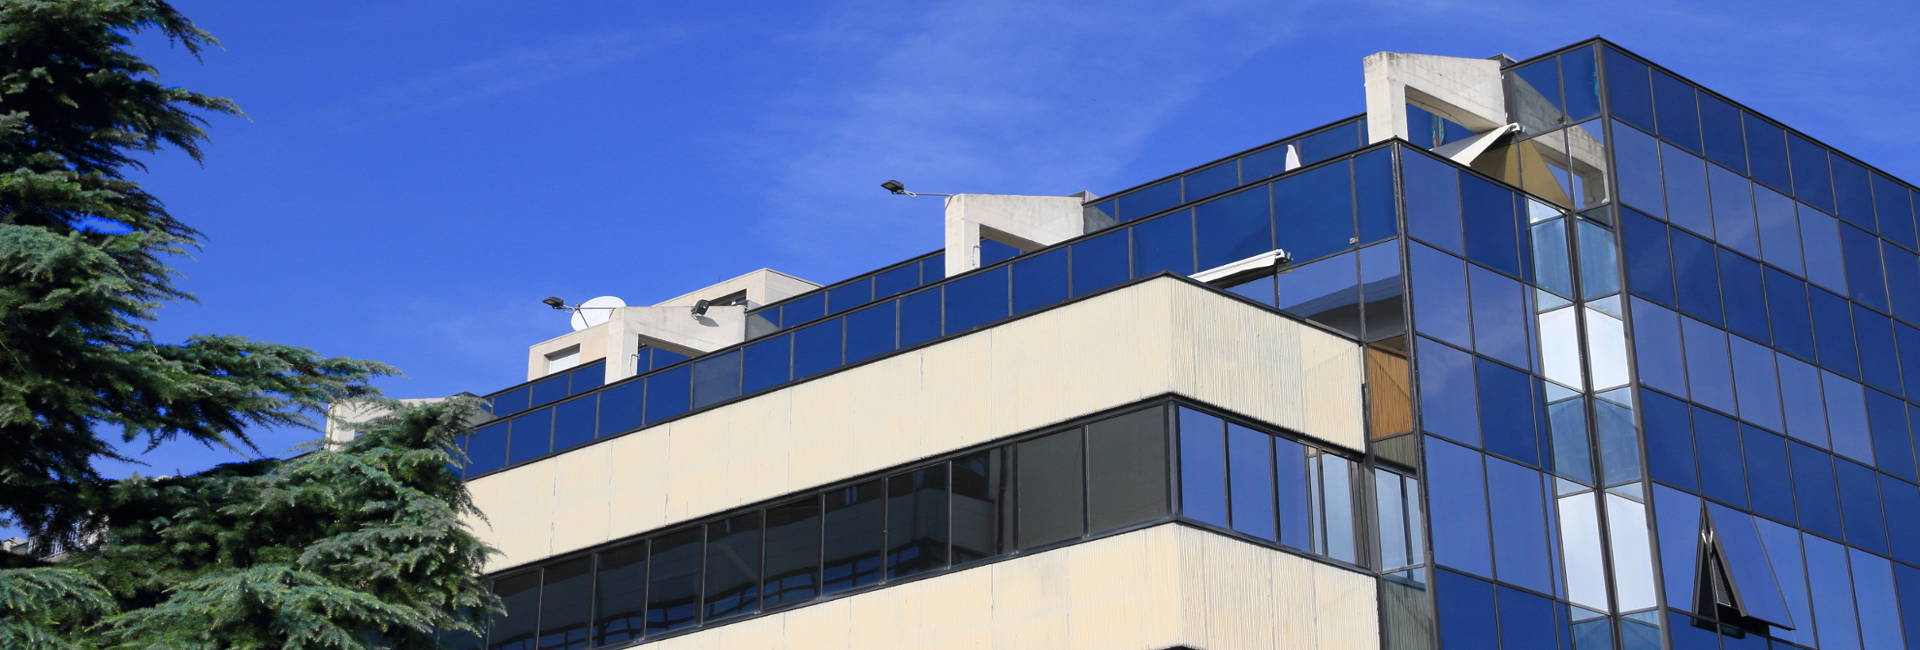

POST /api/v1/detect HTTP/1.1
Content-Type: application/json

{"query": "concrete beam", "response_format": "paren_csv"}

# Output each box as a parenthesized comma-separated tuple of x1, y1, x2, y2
(524, 304, 748, 383)
(943, 193, 1086, 277)
(1363, 52, 1507, 144)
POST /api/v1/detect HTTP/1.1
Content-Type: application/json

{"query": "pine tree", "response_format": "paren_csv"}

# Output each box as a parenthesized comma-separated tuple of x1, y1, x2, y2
(0, 1, 495, 646)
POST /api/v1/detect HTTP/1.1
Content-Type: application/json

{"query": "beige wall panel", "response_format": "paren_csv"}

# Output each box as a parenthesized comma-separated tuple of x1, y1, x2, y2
(1268, 544, 1324, 646)
(1197, 528, 1280, 649)
(470, 279, 1367, 570)
(777, 598, 850, 650)
(1313, 561, 1382, 648)
(1066, 527, 1163, 649)
(989, 545, 1072, 649)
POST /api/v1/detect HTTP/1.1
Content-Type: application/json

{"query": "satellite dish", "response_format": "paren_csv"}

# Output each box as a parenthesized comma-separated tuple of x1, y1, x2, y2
(570, 296, 626, 331)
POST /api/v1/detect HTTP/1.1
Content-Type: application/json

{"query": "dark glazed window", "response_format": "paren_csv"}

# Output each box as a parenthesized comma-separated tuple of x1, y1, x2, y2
(1754, 185, 1803, 274)
(491, 386, 529, 418)
(487, 570, 539, 650)
(1359, 242, 1405, 342)
(689, 350, 741, 410)
(1810, 288, 1860, 378)
(1603, 47, 1654, 128)
(1130, 211, 1194, 277)
(740, 334, 790, 395)
(466, 421, 509, 476)
(1417, 338, 1479, 446)
(1468, 265, 1529, 370)
(1274, 437, 1313, 550)
(1630, 299, 1688, 397)
(1228, 423, 1276, 540)
(1745, 113, 1792, 192)
(1194, 184, 1271, 272)
(942, 265, 1008, 334)
(1837, 460, 1889, 554)
(1788, 134, 1835, 213)
(1698, 92, 1747, 173)
(1410, 243, 1471, 347)
(1841, 223, 1888, 311)
(1403, 150, 1463, 253)
(872, 261, 921, 300)
(1185, 161, 1238, 199)
(979, 238, 1020, 267)
(592, 541, 646, 646)
(1295, 120, 1362, 165)
(1010, 248, 1068, 314)
(530, 374, 568, 408)
(1642, 389, 1698, 491)
(1485, 458, 1551, 593)
(1670, 228, 1722, 325)
(1857, 308, 1902, 395)
(568, 363, 603, 395)
(1016, 429, 1085, 549)
(1682, 317, 1736, 414)
(645, 527, 702, 635)
(761, 497, 819, 608)
(1719, 249, 1769, 343)
(1069, 228, 1130, 298)
(1884, 477, 1920, 565)
(1866, 389, 1913, 480)
(1622, 207, 1676, 305)
(1426, 437, 1492, 576)
(1704, 504, 1796, 627)
(1832, 156, 1876, 230)
(1790, 442, 1844, 539)
(825, 277, 872, 316)
(886, 465, 948, 579)
(822, 480, 883, 594)
(551, 395, 596, 451)
(782, 292, 825, 327)
(1509, 57, 1562, 134)
(1117, 178, 1180, 222)
(1709, 164, 1759, 256)
(597, 380, 644, 438)
(1436, 569, 1498, 649)
(1177, 407, 1228, 527)
(1355, 147, 1398, 244)
(703, 513, 760, 621)
(1461, 175, 1521, 277)
(1693, 408, 1747, 507)
(1764, 268, 1816, 360)
(1562, 46, 1601, 121)
(920, 254, 946, 284)
(1743, 429, 1796, 524)
(1477, 358, 1538, 467)
(950, 449, 1010, 564)
(1612, 122, 1666, 219)
(1274, 161, 1355, 264)
(1085, 407, 1169, 532)
(1652, 71, 1701, 153)
(1874, 172, 1918, 249)
(897, 288, 940, 347)
(507, 409, 551, 464)
(642, 366, 690, 426)
(841, 302, 896, 364)
(1663, 143, 1714, 237)
(537, 557, 591, 650)
(790, 319, 843, 380)
(1277, 251, 1361, 336)
(1885, 242, 1920, 325)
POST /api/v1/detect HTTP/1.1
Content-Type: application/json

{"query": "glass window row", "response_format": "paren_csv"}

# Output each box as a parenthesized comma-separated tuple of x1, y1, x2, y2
(445, 399, 1369, 649)
(746, 251, 945, 335)
(481, 360, 606, 421)
(457, 145, 1404, 480)
(1082, 115, 1370, 231)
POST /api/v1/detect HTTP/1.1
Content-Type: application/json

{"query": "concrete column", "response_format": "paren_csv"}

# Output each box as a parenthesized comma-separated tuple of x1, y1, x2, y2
(942, 193, 1087, 277)
(1363, 51, 1508, 144)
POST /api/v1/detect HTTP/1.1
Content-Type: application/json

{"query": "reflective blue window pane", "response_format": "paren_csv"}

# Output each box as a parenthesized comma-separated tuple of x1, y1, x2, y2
(1404, 152, 1464, 253)
(1010, 248, 1068, 314)
(1832, 156, 1876, 230)
(1116, 178, 1180, 222)
(1486, 458, 1552, 592)
(1756, 518, 1815, 646)
(1694, 408, 1747, 507)
(1842, 224, 1889, 311)
(1812, 288, 1860, 378)
(1069, 228, 1129, 298)
(1426, 438, 1492, 576)
(1274, 438, 1312, 550)
(1791, 442, 1845, 539)
(1874, 172, 1918, 248)
(978, 238, 1020, 267)
(690, 350, 742, 410)
(1273, 162, 1355, 264)
(1663, 143, 1715, 236)
(1604, 47, 1656, 131)
(466, 421, 509, 476)
(1622, 208, 1676, 305)
(898, 288, 940, 347)
(1631, 298, 1689, 397)
(1884, 476, 1920, 565)
(1900, 323, 1920, 400)
(1884, 243, 1920, 325)
(643, 366, 690, 426)
(1671, 229, 1722, 325)
(783, 292, 826, 327)
(1644, 389, 1699, 491)
(552, 396, 597, 451)
(1850, 549, 1906, 650)
(1837, 459, 1889, 553)
(1295, 121, 1361, 165)
(1699, 93, 1746, 173)
(1744, 429, 1796, 524)
(1418, 338, 1480, 446)
(1194, 185, 1271, 272)
(1788, 134, 1835, 213)
(1240, 142, 1292, 181)
(530, 374, 568, 408)
(1356, 147, 1398, 244)
(1652, 485, 1702, 607)
(507, 409, 552, 464)
(1184, 161, 1238, 200)
(1278, 251, 1362, 338)
(1130, 212, 1193, 278)
(1802, 207, 1849, 294)
(1576, 219, 1620, 299)
(1779, 354, 1831, 447)
(842, 302, 896, 365)
(1805, 534, 1863, 650)
(741, 334, 790, 395)
(1436, 569, 1499, 649)
(1177, 407, 1228, 527)
(1710, 165, 1759, 256)
(1765, 268, 1816, 360)
(1469, 266, 1530, 369)
(943, 266, 1008, 334)
(490, 386, 528, 418)
(1858, 307, 1902, 395)
(1745, 113, 1792, 192)
(1533, 218, 1574, 298)
(598, 380, 644, 436)
(1754, 185, 1804, 275)
(1705, 504, 1796, 627)
(1563, 46, 1601, 121)
(1411, 244, 1471, 347)
(826, 277, 872, 316)
(1614, 122, 1666, 218)
(1730, 337, 1784, 431)
(569, 363, 604, 395)
(1497, 586, 1559, 650)
(1359, 242, 1405, 342)
(1682, 317, 1736, 414)
(651, 347, 689, 370)
(921, 253, 946, 284)
(1462, 176, 1521, 277)
(1826, 372, 1873, 463)
(1652, 71, 1701, 153)
(791, 319, 843, 380)
(872, 261, 921, 300)
(1719, 250, 1769, 343)
(1900, 565, 1920, 650)
(1478, 358, 1539, 466)
(1227, 424, 1275, 540)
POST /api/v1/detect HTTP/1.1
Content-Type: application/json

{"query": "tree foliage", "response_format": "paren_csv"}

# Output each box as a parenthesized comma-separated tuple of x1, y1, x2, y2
(0, 1, 495, 646)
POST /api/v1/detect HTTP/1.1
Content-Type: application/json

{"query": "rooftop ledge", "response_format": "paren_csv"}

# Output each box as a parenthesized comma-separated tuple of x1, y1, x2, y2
(464, 275, 1366, 571)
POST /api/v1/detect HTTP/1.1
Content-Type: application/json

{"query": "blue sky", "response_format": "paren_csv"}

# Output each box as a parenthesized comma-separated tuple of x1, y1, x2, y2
(57, 0, 1920, 494)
